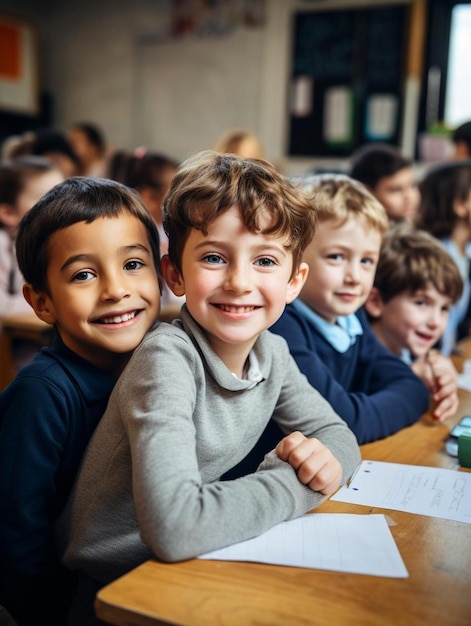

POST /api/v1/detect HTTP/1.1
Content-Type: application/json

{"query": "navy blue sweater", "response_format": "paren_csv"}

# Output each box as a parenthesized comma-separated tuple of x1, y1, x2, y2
(270, 304, 429, 444)
(0, 335, 115, 625)
(224, 305, 429, 481)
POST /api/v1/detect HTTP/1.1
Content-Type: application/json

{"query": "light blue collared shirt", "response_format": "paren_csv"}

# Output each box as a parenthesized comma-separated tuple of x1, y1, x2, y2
(292, 299, 363, 353)
(400, 348, 413, 365)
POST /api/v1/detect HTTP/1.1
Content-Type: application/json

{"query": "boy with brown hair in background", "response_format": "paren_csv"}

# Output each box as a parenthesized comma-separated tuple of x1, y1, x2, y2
(365, 222, 462, 421)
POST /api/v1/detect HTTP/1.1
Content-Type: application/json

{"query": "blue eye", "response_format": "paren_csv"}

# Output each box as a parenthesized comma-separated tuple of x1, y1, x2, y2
(203, 253, 224, 264)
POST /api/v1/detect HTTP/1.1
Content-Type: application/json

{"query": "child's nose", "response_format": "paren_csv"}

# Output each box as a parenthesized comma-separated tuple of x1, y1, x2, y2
(344, 262, 360, 282)
(224, 264, 251, 293)
(427, 308, 442, 327)
(101, 272, 131, 301)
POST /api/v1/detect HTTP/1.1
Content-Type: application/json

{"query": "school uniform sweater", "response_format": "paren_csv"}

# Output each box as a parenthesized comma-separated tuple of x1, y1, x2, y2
(0, 335, 115, 625)
(58, 306, 360, 585)
(270, 303, 430, 444)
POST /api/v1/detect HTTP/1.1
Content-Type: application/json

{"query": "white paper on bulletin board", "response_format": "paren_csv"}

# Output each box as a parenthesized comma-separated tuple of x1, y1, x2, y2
(364, 94, 397, 140)
(291, 76, 313, 117)
(323, 86, 352, 145)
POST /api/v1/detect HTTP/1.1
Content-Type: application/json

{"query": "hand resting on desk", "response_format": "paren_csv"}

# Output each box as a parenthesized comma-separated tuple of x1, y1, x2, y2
(276, 431, 343, 495)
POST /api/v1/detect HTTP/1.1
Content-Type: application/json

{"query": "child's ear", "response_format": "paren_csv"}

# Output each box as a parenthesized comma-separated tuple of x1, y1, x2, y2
(453, 197, 470, 219)
(22, 284, 56, 325)
(162, 255, 186, 297)
(0, 203, 19, 228)
(286, 262, 309, 304)
(364, 287, 384, 319)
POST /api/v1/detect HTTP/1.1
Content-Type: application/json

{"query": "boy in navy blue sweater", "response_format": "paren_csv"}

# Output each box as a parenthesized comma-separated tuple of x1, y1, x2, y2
(269, 174, 429, 444)
(0, 177, 162, 625)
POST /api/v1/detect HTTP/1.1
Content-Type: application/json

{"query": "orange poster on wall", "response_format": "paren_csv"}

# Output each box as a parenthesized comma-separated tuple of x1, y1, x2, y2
(0, 21, 21, 80)
(0, 15, 38, 114)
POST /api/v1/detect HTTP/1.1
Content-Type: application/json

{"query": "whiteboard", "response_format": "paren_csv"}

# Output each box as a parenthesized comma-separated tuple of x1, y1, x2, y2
(133, 28, 265, 161)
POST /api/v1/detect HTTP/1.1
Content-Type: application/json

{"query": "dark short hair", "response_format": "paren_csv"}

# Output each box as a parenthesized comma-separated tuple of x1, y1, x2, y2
(162, 150, 317, 278)
(69, 122, 106, 154)
(16, 176, 162, 293)
(350, 143, 412, 189)
(31, 129, 80, 166)
(125, 152, 178, 190)
(452, 121, 471, 150)
(416, 161, 471, 237)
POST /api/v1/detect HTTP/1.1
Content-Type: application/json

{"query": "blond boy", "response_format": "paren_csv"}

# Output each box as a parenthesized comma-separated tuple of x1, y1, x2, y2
(270, 174, 429, 444)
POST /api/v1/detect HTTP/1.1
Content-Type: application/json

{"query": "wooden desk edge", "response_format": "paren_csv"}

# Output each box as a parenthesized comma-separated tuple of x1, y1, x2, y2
(92, 336, 471, 625)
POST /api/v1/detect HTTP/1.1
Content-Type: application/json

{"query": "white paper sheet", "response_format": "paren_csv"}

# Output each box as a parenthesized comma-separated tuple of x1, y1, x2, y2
(457, 359, 471, 391)
(332, 460, 471, 524)
(199, 513, 408, 578)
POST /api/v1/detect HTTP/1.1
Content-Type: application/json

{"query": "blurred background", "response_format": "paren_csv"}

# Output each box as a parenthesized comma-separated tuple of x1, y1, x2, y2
(0, 0, 469, 176)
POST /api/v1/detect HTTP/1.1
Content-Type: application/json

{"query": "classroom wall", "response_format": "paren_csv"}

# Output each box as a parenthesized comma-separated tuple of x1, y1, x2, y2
(1, 0, 413, 176)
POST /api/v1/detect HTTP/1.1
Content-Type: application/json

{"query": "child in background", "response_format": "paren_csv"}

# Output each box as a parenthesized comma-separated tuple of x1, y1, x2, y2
(365, 223, 462, 422)
(269, 174, 429, 444)
(0, 156, 64, 371)
(0, 156, 64, 317)
(0, 177, 162, 626)
(67, 121, 108, 178)
(123, 150, 179, 255)
(30, 129, 81, 179)
(57, 151, 360, 623)
(213, 127, 264, 160)
(415, 161, 471, 355)
(350, 143, 420, 224)
(452, 121, 471, 160)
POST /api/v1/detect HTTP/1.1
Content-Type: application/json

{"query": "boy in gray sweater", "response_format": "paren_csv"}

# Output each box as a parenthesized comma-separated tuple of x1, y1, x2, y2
(58, 151, 360, 623)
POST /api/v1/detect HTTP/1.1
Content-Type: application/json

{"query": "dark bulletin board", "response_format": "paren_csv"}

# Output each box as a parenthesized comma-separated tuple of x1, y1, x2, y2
(288, 4, 409, 157)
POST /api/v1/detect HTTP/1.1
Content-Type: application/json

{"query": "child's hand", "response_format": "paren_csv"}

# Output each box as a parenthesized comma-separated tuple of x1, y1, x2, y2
(412, 351, 459, 421)
(275, 431, 342, 495)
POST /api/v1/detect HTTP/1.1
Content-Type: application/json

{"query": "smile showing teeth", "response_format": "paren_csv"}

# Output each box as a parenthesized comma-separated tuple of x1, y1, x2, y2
(218, 304, 256, 314)
(98, 311, 137, 324)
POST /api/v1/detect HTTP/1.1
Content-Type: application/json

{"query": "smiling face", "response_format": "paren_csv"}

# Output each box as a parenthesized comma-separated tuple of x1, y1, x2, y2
(164, 205, 307, 375)
(368, 284, 452, 358)
(300, 216, 382, 323)
(25, 213, 161, 375)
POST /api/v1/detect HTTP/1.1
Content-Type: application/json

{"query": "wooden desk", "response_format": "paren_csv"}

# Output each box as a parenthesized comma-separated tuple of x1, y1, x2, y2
(95, 392, 471, 626)
(0, 313, 53, 390)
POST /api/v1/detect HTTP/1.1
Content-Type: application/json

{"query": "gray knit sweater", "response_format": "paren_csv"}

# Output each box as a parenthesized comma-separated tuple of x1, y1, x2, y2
(57, 307, 360, 583)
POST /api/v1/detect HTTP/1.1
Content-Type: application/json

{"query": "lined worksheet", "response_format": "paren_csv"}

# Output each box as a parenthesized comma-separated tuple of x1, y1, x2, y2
(200, 513, 408, 578)
(331, 460, 471, 524)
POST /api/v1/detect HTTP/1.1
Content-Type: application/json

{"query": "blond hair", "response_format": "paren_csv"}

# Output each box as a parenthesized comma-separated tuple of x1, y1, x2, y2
(213, 128, 264, 160)
(300, 173, 389, 237)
